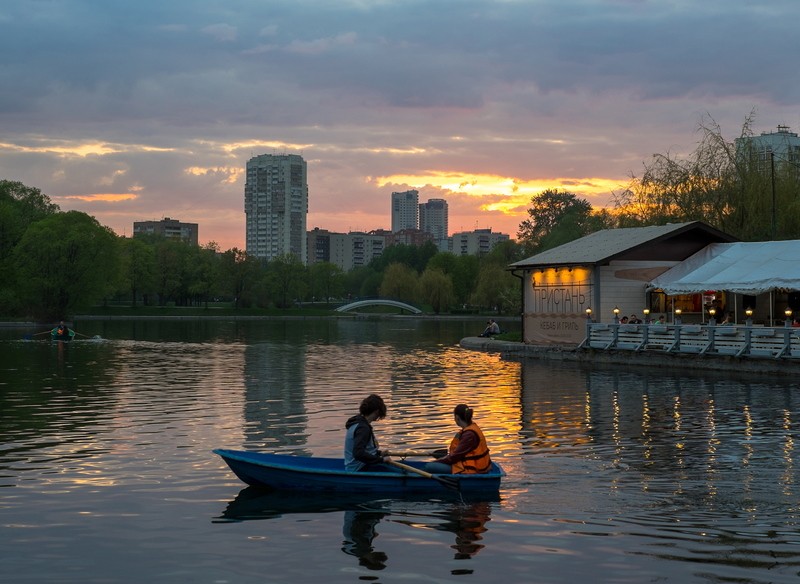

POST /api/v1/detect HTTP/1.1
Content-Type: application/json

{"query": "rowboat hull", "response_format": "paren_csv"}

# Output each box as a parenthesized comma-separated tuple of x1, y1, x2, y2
(213, 449, 505, 496)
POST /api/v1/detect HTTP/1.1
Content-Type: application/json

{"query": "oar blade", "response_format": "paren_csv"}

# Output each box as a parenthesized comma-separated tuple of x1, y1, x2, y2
(433, 474, 461, 492)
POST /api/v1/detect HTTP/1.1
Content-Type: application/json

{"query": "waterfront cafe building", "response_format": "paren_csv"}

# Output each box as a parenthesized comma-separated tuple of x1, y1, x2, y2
(508, 222, 737, 345)
(510, 221, 800, 345)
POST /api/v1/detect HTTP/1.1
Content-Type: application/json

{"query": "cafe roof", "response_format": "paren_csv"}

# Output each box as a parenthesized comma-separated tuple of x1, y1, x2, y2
(509, 221, 735, 269)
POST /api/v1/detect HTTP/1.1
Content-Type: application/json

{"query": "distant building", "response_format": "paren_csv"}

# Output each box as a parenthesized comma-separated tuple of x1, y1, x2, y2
(449, 228, 509, 256)
(419, 198, 449, 251)
(306, 228, 386, 271)
(391, 190, 419, 232)
(735, 125, 800, 173)
(387, 228, 434, 248)
(133, 217, 198, 245)
(245, 154, 308, 263)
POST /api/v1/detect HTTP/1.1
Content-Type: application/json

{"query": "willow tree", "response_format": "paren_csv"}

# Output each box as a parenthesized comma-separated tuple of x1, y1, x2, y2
(614, 111, 800, 241)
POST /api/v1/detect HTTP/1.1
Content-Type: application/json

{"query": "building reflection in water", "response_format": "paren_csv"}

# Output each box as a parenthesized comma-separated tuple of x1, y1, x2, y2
(518, 360, 798, 508)
(242, 339, 309, 454)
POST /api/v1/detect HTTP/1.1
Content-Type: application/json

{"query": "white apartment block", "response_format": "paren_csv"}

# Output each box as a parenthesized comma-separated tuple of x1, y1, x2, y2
(307, 228, 386, 271)
(449, 228, 510, 256)
(391, 190, 419, 232)
(419, 198, 449, 251)
(245, 154, 308, 263)
(735, 125, 800, 171)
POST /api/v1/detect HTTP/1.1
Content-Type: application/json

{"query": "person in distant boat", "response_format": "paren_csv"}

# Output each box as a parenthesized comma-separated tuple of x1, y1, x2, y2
(344, 394, 393, 472)
(479, 319, 500, 337)
(51, 321, 75, 339)
(425, 404, 492, 475)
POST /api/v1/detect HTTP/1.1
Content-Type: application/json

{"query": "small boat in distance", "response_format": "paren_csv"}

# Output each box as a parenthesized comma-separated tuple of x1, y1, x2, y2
(51, 328, 76, 342)
(213, 449, 505, 496)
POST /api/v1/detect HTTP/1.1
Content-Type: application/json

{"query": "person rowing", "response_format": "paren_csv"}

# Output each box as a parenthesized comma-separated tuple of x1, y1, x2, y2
(344, 394, 393, 472)
(51, 321, 76, 341)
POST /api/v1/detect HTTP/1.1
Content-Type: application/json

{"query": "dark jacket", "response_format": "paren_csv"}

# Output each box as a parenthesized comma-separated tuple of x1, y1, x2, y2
(344, 414, 383, 470)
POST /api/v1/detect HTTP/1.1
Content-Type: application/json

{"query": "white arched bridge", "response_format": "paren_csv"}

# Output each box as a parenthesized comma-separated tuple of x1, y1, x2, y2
(334, 298, 422, 314)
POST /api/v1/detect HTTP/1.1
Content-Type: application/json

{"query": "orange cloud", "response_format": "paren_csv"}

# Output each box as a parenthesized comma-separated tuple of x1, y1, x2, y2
(374, 171, 622, 216)
(61, 193, 139, 202)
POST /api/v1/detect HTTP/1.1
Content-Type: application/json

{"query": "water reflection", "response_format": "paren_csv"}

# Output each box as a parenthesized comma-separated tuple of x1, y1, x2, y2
(341, 510, 389, 570)
(217, 487, 494, 573)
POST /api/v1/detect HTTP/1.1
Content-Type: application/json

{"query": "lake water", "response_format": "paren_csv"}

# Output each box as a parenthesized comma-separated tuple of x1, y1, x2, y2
(2, 318, 799, 583)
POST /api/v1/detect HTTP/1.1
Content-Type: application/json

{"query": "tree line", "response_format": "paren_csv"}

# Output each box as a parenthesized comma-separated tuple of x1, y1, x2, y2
(0, 180, 523, 320)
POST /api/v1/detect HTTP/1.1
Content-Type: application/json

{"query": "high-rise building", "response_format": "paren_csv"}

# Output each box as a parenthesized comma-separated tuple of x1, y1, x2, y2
(419, 198, 449, 250)
(133, 217, 199, 245)
(735, 125, 800, 173)
(245, 154, 308, 263)
(391, 190, 419, 232)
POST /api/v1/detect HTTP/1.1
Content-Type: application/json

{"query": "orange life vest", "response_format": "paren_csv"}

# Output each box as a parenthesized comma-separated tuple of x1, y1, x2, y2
(449, 422, 491, 474)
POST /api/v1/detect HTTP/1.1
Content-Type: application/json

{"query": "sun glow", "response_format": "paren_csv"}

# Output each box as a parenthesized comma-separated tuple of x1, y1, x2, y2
(375, 172, 622, 215)
(60, 193, 139, 202)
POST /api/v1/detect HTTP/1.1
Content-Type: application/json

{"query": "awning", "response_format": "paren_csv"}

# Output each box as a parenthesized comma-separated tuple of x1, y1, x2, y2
(648, 241, 800, 295)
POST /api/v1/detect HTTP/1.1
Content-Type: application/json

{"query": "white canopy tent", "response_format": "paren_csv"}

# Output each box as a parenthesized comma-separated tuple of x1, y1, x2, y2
(648, 241, 800, 295)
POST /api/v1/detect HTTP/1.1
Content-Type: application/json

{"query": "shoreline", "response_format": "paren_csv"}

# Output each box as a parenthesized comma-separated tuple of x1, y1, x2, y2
(459, 336, 799, 378)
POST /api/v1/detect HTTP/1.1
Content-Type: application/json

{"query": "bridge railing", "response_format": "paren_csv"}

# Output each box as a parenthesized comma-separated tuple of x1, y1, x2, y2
(580, 322, 800, 360)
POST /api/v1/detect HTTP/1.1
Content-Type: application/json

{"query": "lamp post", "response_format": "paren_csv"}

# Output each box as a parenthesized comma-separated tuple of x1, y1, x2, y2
(613, 306, 620, 324)
(708, 307, 717, 326)
(643, 308, 650, 324)
(785, 308, 793, 328)
(745, 307, 753, 327)
(585, 307, 593, 321)
(674, 308, 682, 325)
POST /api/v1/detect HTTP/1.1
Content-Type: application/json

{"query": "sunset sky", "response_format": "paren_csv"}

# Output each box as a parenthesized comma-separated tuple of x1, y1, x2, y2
(2, 1, 799, 251)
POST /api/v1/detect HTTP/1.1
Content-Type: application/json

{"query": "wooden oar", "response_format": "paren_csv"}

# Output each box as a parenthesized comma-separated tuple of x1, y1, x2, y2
(23, 330, 53, 340)
(386, 450, 437, 458)
(387, 460, 460, 492)
(387, 448, 449, 458)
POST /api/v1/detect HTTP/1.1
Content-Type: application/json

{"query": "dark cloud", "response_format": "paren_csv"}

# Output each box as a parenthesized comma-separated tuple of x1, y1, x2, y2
(1, 1, 798, 248)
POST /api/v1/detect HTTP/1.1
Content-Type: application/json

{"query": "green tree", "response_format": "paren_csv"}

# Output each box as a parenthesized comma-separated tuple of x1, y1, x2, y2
(474, 263, 518, 314)
(13, 211, 119, 319)
(419, 267, 454, 314)
(0, 181, 60, 314)
(308, 261, 345, 305)
(118, 237, 156, 306)
(188, 243, 221, 308)
(219, 248, 261, 308)
(152, 238, 190, 305)
(379, 262, 419, 303)
(517, 189, 595, 255)
(265, 254, 307, 309)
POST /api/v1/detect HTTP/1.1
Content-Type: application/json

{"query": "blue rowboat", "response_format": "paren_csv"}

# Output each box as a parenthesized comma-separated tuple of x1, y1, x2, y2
(213, 449, 505, 496)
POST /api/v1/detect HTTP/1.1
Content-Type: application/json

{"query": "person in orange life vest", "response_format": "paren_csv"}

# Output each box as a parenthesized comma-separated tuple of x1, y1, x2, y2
(424, 404, 491, 474)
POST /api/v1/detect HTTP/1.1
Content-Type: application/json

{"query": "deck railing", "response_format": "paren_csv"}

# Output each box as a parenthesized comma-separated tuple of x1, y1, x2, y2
(579, 322, 800, 360)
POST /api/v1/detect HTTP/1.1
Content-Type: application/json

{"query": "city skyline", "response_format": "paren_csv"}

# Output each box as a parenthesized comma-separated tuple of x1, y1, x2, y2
(2, 1, 799, 251)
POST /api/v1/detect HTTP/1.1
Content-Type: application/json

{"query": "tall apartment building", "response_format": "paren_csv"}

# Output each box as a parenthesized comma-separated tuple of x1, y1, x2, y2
(735, 125, 800, 172)
(419, 198, 448, 251)
(245, 154, 308, 263)
(450, 228, 510, 256)
(133, 217, 199, 245)
(391, 189, 419, 232)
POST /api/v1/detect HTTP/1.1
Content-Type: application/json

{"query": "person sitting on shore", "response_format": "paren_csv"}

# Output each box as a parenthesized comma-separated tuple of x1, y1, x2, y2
(479, 319, 500, 337)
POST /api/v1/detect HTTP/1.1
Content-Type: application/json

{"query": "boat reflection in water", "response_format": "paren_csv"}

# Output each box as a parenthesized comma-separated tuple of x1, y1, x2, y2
(217, 487, 494, 573)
